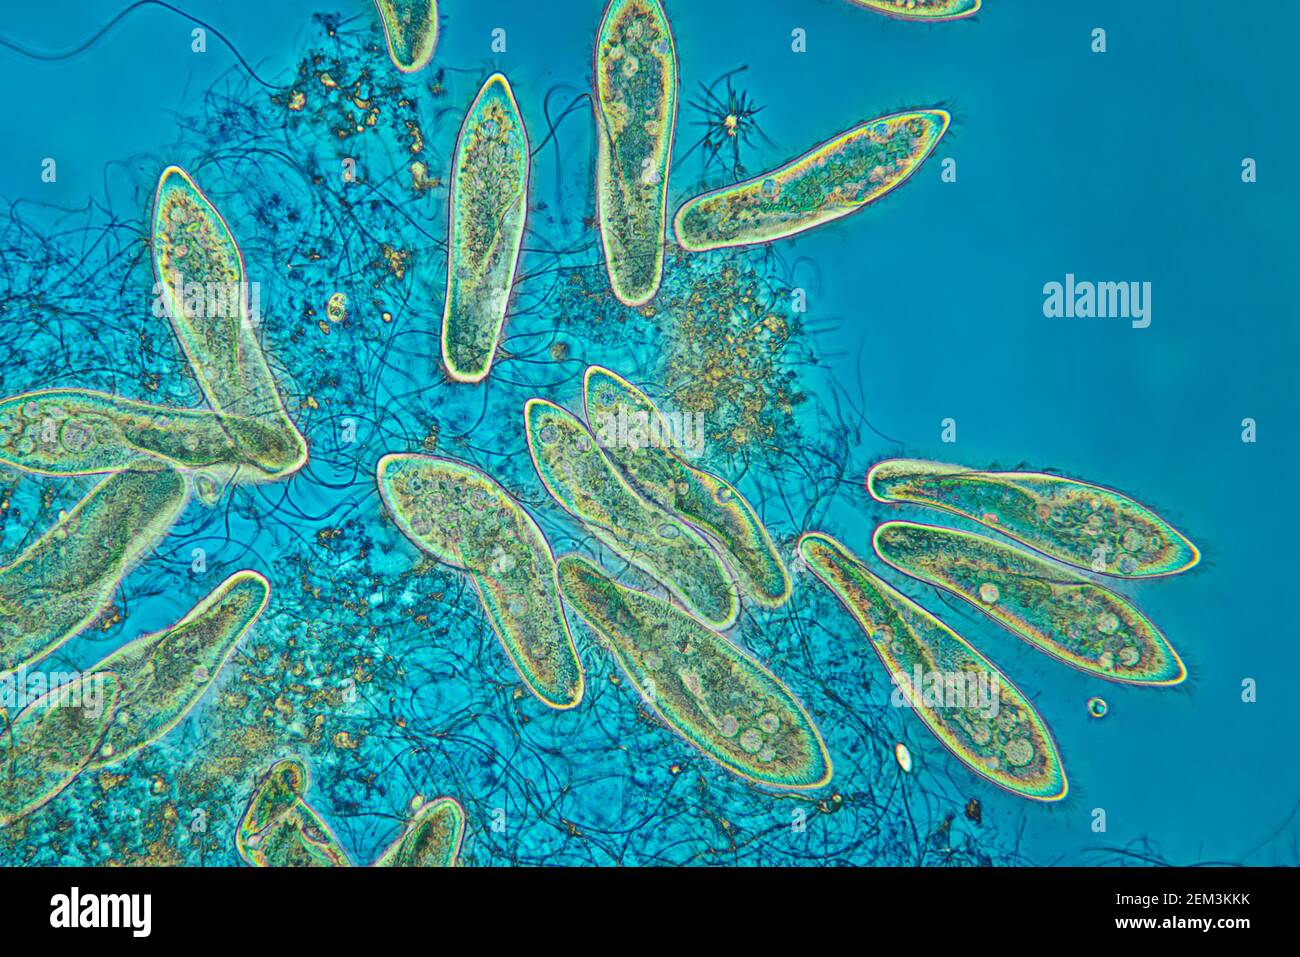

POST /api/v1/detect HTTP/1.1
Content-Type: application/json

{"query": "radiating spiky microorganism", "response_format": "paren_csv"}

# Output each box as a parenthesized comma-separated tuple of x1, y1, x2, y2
(374, 0, 439, 72)
(151, 165, 308, 476)
(0, 388, 301, 478)
(866, 459, 1200, 577)
(524, 397, 739, 630)
(673, 109, 949, 251)
(872, 521, 1186, 685)
(375, 452, 585, 708)
(87, 570, 270, 766)
(583, 365, 791, 608)
(557, 554, 831, 790)
(681, 68, 772, 182)
(798, 532, 1068, 802)
(236, 757, 352, 867)
(0, 674, 123, 827)
(442, 73, 530, 383)
(0, 469, 189, 673)
(593, 0, 679, 306)
(848, 0, 981, 21)
(371, 796, 466, 866)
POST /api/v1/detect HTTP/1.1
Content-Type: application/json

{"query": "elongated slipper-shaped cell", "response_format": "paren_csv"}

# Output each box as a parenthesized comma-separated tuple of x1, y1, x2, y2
(557, 554, 831, 789)
(376, 452, 584, 708)
(442, 73, 530, 383)
(798, 532, 1067, 801)
(866, 459, 1200, 578)
(872, 521, 1186, 685)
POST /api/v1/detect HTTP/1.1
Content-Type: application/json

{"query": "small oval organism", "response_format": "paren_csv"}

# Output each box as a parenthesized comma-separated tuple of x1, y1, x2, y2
(871, 521, 1186, 685)
(797, 531, 1067, 802)
(0, 388, 301, 478)
(848, 0, 981, 21)
(866, 459, 1200, 578)
(326, 292, 347, 324)
(525, 397, 738, 630)
(583, 366, 791, 608)
(236, 757, 351, 867)
(151, 165, 307, 475)
(375, 452, 584, 709)
(1087, 697, 1109, 719)
(0, 469, 189, 673)
(0, 673, 122, 827)
(556, 554, 831, 790)
(673, 109, 949, 252)
(374, 0, 438, 73)
(593, 0, 678, 306)
(86, 570, 270, 766)
(442, 73, 530, 383)
(894, 742, 913, 773)
(371, 797, 466, 867)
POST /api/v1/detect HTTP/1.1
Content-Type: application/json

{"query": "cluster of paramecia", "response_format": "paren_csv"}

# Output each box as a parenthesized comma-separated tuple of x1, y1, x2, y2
(377, 366, 836, 791)
(0, 165, 304, 832)
(801, 460, 1199, 802)
(400, 0, 956, 389)
(377, 387, 1200, 805)
(0, 161, 467, 865)
(9, 0, 1191, 867)
(367, 0, 1195, 809)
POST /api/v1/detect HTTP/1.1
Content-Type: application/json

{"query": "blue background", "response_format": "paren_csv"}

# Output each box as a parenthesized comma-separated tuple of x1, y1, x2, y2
(0, 0, 1295, 866)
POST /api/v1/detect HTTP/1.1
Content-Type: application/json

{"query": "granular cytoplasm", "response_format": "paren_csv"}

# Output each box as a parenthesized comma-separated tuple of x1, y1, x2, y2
(236, 757, 351, 867)
(376, 452, 584, 708)
(673, 109, 949, 251)
(872, 521, 1186, 685)
(583, 366, 791, 608)
(557, 554, 831, 790)
(0, 469, 188, 673)
(0, 389, 301, 478)
(848, 0, 981, 21)
(151, 165, 307, 475)
(442, 72, 530, 383)
(798, 532, 1067, 802)
(525, 397, 739, 630)
(372, 796, 465, 867)
(0, 675, 122, 828)
(374, 0, 439, 73)
(86, 571, 270, 767)
(594, 0, 678, 306)
(866, 459, 1200, 578)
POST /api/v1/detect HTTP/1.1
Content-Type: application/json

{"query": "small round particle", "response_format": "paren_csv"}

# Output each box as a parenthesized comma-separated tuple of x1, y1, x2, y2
(894, 742, 912, 773)
(977, 583, 1000, 604)
(1087, 696, 1108, 719)
(1004, 737, 1034, 767)
(60, 421, 94, 453)
(326, 291, 347, 323)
